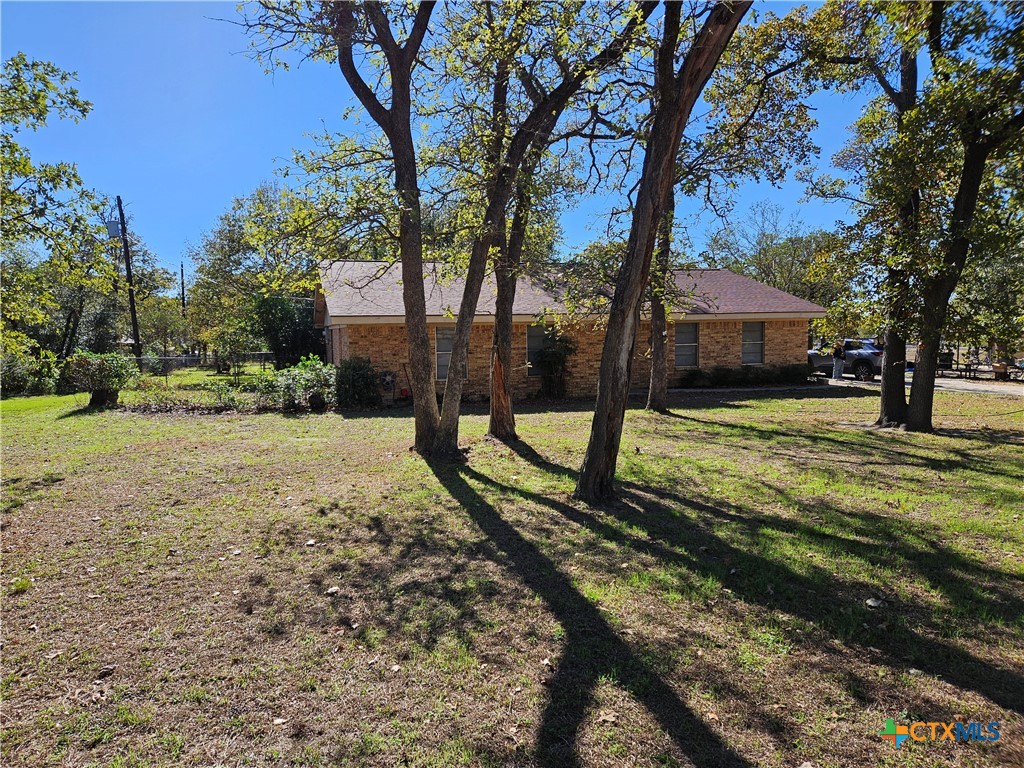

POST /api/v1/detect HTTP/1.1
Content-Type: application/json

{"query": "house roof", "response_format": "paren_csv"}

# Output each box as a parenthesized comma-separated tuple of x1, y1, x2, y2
(318, 260, 825, 323)
(671, 269, 825, 315)
(319, 260, 564, 319)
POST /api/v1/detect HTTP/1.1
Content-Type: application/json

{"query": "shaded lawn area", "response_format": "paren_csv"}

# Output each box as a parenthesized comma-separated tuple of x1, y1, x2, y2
(1, 387, 1022, 768)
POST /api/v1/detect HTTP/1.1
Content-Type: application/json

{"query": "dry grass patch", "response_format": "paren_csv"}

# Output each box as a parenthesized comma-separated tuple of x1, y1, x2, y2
(1, 387, 1021, 767)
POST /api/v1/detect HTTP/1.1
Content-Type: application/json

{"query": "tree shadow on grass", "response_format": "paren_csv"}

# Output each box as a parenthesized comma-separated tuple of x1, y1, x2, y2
(426, 458, 754, 768)
(337, 384, 877, 422)
(649, 410, 1024, 483)
(485, 443, 1024, 717)
(55, 404, 108, 419)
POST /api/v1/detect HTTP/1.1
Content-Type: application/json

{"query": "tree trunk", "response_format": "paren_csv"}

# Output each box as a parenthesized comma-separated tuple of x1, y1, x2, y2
(874, 43, 919, 427)
(906, 138, 993, 432)
(876, 264, 910, 427)
(489, 167, 534, 440)
(489, 228, 518, 441)
(394, 145, 442, 453)
(89, 389, 119, 408)
(575, 1, 750, 504)
(646, 191, 673, 412)
(486, 49, 518, 442)
(431, 2, 659, 459)
(59, 291, 86, 359)
(432, 232, 494, 458)
(905, 319, 941, 432)
(876, 324, 907, 427)
(329, 2, 440, 454)
(117, 195, 143, 367)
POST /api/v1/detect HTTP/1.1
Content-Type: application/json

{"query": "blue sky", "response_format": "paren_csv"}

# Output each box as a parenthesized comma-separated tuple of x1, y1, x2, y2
(2, 1, 864, 278)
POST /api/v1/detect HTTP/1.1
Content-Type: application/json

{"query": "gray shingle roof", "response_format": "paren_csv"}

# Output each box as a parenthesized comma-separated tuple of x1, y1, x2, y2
(319, 260, 564, 318)
(671, 269, 826, 315)
(319, 260, 824, 320)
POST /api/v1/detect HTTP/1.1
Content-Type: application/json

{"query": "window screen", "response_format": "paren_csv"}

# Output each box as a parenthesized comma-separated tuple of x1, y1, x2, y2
(435, 327, 465, 381)
(674, 323, 699, 368)
(741, 322, 764, 364)
(527, 325, 549, 377)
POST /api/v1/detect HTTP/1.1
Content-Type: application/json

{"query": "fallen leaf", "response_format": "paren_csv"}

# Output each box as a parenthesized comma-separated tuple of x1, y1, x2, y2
(865, 597, 884, 608)
(305, 539, 316, 547)
(326, 586, 340, 596)
(273, 717, 288, 726)
(596, 710, 618, 723)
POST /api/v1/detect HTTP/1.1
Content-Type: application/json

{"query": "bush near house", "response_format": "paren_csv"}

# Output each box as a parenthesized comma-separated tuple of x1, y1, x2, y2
(677, 363, 811, 389)
(276, 355, 336, 411)
(336, 356, 382, 409)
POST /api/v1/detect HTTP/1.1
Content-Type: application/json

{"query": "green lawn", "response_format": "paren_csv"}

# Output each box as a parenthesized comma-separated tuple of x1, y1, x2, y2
(2, 388, 1022, 767)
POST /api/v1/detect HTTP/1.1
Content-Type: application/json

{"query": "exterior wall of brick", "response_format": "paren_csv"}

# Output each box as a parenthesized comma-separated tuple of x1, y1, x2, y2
(765, 319, 809, 365)
(332, 316, 810, 400)
(341, 322, 544, 400)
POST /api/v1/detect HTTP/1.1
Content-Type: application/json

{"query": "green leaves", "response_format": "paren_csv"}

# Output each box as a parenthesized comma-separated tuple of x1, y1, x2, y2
(64, 352, 140, 393)
(1, 53, 102, 255)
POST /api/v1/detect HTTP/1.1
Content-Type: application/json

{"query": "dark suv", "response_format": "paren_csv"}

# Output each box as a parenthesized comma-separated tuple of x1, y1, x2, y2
(808, 339, 884, 381)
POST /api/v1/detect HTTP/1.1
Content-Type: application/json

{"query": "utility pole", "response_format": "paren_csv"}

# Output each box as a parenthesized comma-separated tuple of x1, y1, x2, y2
(116, 195, 143, 365)
(180, 262, 186, 316)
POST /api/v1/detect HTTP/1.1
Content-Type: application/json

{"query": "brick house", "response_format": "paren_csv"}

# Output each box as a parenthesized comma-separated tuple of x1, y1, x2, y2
(314, 260, 825, 400)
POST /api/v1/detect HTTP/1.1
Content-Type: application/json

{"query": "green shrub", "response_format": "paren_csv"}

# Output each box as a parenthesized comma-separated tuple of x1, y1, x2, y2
(675, 364, 811, 389)
(536, 333, 577, 399)
(251, 372, 279, 410)
(64, 352, 139, 407)
(208, 380, 245, 411)
(1, 352, 33, 397)
(277, 355, 336, 411)
(139, 355, 163, 375)
(336, 357, 381, 409)
(0, 350, 60, 397)
(32, 351, 60, 394)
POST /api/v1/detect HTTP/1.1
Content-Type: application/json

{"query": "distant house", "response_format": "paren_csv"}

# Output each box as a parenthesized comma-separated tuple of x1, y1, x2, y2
(314, 260, 825, 399)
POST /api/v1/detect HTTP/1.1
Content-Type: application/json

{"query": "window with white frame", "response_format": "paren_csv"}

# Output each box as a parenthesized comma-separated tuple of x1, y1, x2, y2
(526, 325, 551, 376)
(741, 322, 764, 364)
(434, 327, 466, 381)
(674, 323, 699, 368)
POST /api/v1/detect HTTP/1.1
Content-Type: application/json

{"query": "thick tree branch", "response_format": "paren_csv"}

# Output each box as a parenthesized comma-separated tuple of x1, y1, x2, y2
(329, 3, 392, 131)
(402, 1, 434, 66)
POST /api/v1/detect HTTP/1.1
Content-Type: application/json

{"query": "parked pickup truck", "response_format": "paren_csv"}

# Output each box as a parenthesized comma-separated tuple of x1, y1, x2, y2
(808, 339, 884, 381)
